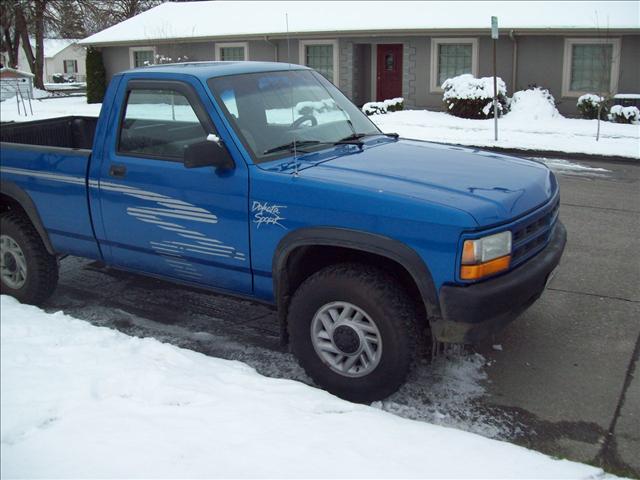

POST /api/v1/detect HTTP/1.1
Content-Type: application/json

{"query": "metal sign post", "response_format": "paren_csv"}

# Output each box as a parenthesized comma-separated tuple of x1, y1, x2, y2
(491, 16, 499, 141)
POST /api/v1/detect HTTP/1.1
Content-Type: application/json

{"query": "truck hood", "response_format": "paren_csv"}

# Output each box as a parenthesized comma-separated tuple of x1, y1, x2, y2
(296, 139, 557, 227)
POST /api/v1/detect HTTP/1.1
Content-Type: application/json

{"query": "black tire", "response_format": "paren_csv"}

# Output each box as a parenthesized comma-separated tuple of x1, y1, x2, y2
(288, 263, 420, 403)
(0, 211, 58, 305)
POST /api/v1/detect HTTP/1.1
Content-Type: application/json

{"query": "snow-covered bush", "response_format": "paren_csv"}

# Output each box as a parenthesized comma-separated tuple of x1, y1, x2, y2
(362, 97, 404, 116)
(608, 105, 640, 124)
(442, 74, 508, 119)
(576, 94, 609, 119)
(507, 87, 561, 121)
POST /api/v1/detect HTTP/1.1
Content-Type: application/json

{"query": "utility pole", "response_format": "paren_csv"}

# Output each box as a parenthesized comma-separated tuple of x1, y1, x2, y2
(491, 16, 499, 141)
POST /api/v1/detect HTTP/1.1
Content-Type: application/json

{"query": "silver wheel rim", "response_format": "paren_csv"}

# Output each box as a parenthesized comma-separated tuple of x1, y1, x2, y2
(1, 234, 28, 289)
(310, 301, 382, 378)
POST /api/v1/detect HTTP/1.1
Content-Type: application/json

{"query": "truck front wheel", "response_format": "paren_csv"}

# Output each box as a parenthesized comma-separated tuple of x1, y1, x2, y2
(0, 212, 58, 305)
(288, 263, 419, 403)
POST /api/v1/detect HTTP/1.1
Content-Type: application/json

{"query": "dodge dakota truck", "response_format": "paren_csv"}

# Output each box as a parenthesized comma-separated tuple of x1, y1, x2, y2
(0, 62, 566, 402)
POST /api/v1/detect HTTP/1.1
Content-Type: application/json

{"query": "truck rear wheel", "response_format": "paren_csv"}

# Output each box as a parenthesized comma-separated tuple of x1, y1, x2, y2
(0, 212, 58, 305)
(288, 263, 419, 403)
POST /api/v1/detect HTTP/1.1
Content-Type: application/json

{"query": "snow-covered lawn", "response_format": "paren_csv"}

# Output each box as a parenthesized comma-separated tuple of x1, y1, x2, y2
(371, 109, 639, 159)
(0, 295, 618, 478)
(1, 95, 101, 122)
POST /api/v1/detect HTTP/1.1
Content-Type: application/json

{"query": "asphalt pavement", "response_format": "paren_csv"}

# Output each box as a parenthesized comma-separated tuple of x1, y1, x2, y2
(41, 157, 639, 477)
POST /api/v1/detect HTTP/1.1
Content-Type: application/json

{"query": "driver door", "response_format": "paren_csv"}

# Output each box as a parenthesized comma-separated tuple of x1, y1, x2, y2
(95, 79, 252, 294)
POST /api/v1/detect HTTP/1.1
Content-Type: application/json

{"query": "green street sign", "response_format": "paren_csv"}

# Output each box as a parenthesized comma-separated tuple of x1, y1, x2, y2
(491, 16, 499, 39)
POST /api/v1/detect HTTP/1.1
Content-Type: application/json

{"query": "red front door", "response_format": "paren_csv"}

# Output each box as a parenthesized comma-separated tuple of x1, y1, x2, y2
(376, 44, 403, 101)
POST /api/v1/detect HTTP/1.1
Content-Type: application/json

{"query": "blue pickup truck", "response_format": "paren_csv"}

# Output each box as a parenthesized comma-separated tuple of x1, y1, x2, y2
(0, 62, 565, 401)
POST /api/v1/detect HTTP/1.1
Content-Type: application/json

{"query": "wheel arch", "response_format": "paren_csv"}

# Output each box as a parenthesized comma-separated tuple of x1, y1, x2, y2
(272, 227, 441, 343)
(0, 180, 55, 255)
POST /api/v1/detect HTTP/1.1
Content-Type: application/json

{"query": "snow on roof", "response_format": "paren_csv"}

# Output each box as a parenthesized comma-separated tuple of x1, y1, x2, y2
(30, 38, 81, 58)
(80, 1, 639, 45)
(0, 67, 35, 77)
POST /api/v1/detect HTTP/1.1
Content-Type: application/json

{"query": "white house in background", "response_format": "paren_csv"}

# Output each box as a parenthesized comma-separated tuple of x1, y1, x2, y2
(17, 39, 86, 83)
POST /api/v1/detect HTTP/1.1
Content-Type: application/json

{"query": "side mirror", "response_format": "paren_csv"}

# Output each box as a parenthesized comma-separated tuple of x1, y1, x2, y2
(184, 135, 235, 170)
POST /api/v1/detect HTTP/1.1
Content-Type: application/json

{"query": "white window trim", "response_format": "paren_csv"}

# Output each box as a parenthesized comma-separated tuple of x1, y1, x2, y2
(215, 42, 249, 61)
(561, 37, 621, 98)
(429, 38, 479, 93)
(299, 39, 339, 85)
(129, 46, 156, 68)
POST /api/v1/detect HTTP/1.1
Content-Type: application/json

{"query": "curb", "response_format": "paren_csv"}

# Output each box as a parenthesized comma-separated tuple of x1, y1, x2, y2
(452, 144, 639, 164)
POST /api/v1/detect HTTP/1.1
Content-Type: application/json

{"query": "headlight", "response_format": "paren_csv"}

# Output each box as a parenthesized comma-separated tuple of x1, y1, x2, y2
(460, 231, 512, 280)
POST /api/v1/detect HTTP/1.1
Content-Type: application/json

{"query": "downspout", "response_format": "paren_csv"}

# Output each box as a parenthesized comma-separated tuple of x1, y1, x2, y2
(509, 29, 517, 91)
(264, 36, 278, 62)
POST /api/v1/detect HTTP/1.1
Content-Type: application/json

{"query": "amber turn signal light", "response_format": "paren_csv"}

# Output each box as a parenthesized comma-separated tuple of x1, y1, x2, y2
(460, 255, 511, 280)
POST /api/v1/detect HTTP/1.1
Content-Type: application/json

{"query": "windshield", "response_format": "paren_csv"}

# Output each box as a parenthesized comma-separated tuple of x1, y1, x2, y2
(207, 69, 380, 163)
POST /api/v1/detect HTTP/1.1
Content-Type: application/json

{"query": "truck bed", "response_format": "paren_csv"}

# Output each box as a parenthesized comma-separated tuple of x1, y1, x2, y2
(1, 116, 100, 260)
(0, 116, 98, 150)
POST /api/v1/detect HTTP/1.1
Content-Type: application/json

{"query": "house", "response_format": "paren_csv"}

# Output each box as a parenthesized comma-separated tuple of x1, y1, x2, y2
(79, 1, 639, 116)
(17, 39, 87, 83)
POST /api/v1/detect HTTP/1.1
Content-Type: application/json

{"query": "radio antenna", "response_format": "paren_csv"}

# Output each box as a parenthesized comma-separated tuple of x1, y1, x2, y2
(286, 13, 299, 176)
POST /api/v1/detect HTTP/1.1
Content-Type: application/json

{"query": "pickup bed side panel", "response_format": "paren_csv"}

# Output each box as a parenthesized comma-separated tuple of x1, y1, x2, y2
(0, 145, 101, 260)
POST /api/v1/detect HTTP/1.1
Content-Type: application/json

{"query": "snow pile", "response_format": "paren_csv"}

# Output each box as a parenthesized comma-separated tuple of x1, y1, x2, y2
(536, 158, 611, 176)
(362, 97, 405, 116)
(609, 104, 640, 124)
(0, 295, 616, 478)
(507, 87, 561, 121)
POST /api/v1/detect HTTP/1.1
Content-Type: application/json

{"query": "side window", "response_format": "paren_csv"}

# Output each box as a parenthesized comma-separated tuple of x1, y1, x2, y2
(118, 88, 209, 160)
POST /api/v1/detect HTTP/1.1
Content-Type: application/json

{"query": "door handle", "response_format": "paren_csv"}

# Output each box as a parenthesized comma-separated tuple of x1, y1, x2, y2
(109, 164, 127, 178)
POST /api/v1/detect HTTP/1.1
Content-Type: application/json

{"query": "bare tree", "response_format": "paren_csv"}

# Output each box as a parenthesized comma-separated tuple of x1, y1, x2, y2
(0, 2, 21, 68)
(591, 16, 620, 141)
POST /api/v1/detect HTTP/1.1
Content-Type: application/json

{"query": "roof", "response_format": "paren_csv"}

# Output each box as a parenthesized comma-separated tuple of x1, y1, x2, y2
(120, 61, 308, 79)
(30, 38, 82, 58)
(80, 1, 640, 46)
(0, 67, 35, 78)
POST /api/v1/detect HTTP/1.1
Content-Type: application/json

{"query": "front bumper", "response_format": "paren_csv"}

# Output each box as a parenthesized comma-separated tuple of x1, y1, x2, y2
(432, 221, 567, 344)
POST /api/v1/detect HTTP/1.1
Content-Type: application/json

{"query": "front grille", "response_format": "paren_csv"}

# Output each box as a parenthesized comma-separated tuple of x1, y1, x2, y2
(511, 199, 559, 267)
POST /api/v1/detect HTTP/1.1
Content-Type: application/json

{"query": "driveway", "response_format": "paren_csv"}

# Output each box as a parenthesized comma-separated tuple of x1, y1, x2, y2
(42, 157, 639, 477)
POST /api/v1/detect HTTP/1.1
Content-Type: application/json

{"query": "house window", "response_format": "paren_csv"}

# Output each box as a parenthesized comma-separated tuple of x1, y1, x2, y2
(563, 38, 621, 96)
(215, 42, 248, 62)
(437, 44, 472, 85)
(63, 59, 77, 74)
(429, 38, 478, 92)
(129, 47, 156, 68)
(220, 47, 245, 61)
(299, 40, 339, 85)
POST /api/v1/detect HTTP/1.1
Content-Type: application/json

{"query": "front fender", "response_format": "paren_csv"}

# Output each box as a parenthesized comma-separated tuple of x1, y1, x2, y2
(273, 226, 441, 329)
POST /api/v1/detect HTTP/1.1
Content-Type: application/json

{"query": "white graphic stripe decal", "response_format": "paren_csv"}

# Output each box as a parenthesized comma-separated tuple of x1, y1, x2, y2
(1, 167, 85, 185)
(1, 167, 248, 279)
(104, 182, 247, 278)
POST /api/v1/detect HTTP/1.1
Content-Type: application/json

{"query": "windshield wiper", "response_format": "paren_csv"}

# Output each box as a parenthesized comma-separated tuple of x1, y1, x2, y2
(263, 140, 325, 155)
(334, 132, 399, 147)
